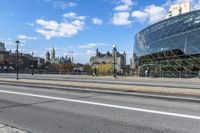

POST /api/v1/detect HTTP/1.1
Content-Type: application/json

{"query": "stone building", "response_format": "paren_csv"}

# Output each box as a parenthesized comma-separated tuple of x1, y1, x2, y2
(0, 42, 6, 51)
(46, 47, 72, 65)
(90, 46, 126, 73)
(0, 42, 45, 72)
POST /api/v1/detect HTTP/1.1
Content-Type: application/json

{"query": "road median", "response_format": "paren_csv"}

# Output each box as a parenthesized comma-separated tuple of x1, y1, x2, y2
(0, 78, 200, 97)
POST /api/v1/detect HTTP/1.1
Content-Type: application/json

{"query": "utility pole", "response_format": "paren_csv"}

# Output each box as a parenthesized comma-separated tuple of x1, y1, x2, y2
(16, 40, 20, 80)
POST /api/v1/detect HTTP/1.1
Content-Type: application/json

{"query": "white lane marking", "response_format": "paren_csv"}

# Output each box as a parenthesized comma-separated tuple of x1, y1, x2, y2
(2, 82, 200, 102)
(1, 81, 200, 102)
(0, 90, 200, 120)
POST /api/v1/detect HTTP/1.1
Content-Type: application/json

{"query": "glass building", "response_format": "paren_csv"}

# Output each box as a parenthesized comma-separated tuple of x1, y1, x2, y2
(134, 10, 200, 77)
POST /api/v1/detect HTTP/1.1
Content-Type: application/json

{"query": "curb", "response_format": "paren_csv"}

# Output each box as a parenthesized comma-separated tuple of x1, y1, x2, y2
(1, 81, 200, 103)
(1, 78, 200, 96)
(1, 76, 200, 89)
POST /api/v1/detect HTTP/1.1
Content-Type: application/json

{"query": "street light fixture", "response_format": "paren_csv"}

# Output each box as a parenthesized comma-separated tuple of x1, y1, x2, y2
(113, 45, 117, 78)
(16, 40, 20, 80)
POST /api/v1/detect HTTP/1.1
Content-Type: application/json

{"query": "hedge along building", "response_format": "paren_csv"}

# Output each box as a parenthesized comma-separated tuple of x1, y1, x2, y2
(134, 9, 200, 78)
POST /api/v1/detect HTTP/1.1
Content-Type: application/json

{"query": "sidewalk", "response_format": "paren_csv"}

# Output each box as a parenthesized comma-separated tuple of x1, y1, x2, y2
(0, 123, 28, 133)
(0, 77, 200, 97)
(1, 73, 200, 84)
(31, 74, 200, 84)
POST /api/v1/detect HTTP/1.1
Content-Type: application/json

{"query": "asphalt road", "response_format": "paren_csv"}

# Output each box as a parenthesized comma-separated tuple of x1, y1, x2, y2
(0, 84, 199, 133)
(1, 73, 200, 89)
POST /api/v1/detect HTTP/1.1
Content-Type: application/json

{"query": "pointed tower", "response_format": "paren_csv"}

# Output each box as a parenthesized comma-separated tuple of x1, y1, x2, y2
(123, 51, 126, 66)
(96, 48, 99, 56)
(96, 48, 101, 57)
(123, 51, 126, 57)
(46, 51, 50, 61)
(51, 46, 55, 60)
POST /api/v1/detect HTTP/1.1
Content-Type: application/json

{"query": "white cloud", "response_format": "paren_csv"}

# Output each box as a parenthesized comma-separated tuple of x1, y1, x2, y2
(86, 50, 96, 55)
(0, 39, 15, 46)
(63, 12, 86, 20)
(114, 0, 134, 11)
(36, 29, 57, 40)
(131, 11, 148, 22)
(17, 34, 37, 43)
(54, 1, 77, 9)
(63, 12, 76, 18)
(193, 0, 200, 9)
(181, 0, 200, 10)
(131, 5, 167, 24)
(17, 35, 36, 40)
(35, 12, 85, 39)
(1, 38, 25, 48)
(26, 23, 34, 26)
(112, 12, 131, 25)
(36, 19, 59, 30)
(92, 18, 103, 25)
(145, 5, 168, 23)
(78, 43, 106, 49)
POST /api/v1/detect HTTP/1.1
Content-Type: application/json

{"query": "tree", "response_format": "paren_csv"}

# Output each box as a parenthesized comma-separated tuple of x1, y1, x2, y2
(58, 63, 75, 74)
(96, 63, 113, 75)
(83, 64, 92, 72)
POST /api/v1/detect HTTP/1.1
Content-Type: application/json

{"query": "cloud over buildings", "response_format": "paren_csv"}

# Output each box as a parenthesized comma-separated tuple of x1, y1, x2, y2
(78, 43, 106, 49)
(112, 12, 131, 25)
(112, 0, 134, 26)
(35, 12, 86, 39)
(132, 5, 167, 24)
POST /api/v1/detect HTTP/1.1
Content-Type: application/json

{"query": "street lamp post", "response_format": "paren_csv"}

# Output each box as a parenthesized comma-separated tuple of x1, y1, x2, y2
(31, 51, 34, 75)
(16, 40, 20, 80)
(113, 45, 116, 78)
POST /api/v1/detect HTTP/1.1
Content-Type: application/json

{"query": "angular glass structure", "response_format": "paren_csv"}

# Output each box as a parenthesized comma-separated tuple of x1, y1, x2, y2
(134, 10, 200, 77)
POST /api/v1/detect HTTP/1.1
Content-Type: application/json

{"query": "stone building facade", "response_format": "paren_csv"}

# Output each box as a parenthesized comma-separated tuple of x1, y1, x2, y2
(90, 47, 126, 73)
(0, 42, 45, 72)
(46, 47, 72, 65)
(0, 42, 6, 52)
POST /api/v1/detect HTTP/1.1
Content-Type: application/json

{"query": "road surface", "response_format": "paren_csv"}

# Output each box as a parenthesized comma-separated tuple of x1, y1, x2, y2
(0, 84, 199, 133)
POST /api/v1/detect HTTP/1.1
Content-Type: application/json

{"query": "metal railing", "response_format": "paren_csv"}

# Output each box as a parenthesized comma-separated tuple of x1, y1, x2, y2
(0, 69, 200, 78)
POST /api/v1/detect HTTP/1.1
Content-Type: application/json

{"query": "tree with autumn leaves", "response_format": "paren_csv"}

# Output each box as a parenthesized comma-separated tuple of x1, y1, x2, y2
(58, 64, 75, 74)
(96, 63, 113, 76)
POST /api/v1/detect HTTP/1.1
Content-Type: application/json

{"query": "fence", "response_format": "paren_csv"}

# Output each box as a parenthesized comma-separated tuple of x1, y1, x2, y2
(139, 71, 200, 78)
(0, 69, 200, 78)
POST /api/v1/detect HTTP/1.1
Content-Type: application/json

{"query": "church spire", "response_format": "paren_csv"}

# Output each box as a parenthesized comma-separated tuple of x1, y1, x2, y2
(51, 46, 55, 60)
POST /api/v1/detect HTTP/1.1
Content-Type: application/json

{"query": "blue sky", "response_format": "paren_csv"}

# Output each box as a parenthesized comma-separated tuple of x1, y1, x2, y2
(0, 0, 200, 63)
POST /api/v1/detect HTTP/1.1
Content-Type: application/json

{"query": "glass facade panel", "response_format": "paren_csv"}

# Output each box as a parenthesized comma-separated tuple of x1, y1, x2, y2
(134, 10, 200, 77)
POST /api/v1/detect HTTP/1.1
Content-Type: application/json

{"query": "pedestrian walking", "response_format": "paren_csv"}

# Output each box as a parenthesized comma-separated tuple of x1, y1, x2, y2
(93, 67, 97, 77)
(94, 68, 97, 77)
(145, 68, 149, 78)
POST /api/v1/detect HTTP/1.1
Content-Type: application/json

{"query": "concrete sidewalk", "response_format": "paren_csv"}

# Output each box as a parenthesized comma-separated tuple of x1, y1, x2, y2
(0, 123, 28, 133)
(0, 77, 200, 97)
(1, 73, 200, 83)
(48, 74, 200, 81)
